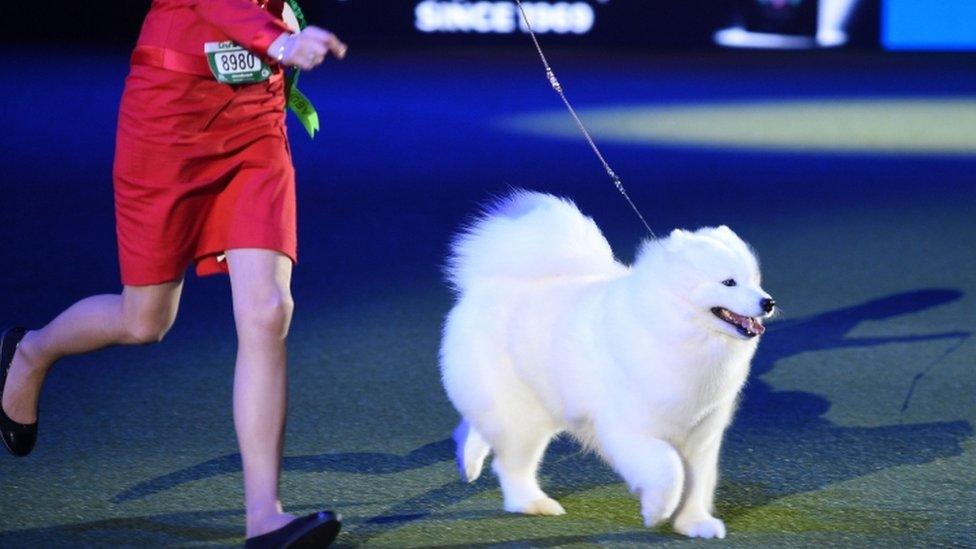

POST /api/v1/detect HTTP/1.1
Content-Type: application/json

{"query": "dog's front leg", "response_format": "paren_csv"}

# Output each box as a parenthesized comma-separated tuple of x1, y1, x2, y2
(597, 427, 684, 527)
(672, 404, 735, 539)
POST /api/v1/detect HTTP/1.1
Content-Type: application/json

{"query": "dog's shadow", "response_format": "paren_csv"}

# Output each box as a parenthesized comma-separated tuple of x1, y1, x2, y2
(713, 288, 972, 521)
(12, 288, 967, 546)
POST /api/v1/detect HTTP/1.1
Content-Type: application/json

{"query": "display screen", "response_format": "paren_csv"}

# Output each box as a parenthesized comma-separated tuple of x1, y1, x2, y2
(320, 0, 735, 48)
(882, 0, 976, 50)
(414, 1, 596, 35)
(320, 0, 880, 50)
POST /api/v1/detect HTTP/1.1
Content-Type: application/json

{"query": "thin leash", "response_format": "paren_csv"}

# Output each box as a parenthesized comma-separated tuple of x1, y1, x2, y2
(513, 0, 656, 239)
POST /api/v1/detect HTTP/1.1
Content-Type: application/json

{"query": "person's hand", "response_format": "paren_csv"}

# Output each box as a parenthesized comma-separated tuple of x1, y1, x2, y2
(268, 26, 347, 70)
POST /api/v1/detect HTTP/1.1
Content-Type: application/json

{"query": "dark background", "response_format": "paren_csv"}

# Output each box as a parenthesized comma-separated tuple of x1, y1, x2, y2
(4, 0, 880, 50)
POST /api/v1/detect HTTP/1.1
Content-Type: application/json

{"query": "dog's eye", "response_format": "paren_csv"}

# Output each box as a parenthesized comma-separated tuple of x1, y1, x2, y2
(722, 279, 737, 287)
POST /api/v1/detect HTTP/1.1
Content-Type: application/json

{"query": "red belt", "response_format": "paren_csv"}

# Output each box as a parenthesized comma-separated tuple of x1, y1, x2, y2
(130, 45, 213, 78)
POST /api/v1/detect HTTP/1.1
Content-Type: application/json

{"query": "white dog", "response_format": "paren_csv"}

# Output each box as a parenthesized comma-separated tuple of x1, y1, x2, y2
(439, 191, 774, 539)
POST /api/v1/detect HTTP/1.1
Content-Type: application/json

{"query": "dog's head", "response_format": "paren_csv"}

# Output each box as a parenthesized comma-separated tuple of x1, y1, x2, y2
(635, 226, 775, 341)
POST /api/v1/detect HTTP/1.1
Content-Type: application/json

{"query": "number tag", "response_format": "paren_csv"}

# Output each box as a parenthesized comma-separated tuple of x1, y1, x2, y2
(204, 41, 272, 84)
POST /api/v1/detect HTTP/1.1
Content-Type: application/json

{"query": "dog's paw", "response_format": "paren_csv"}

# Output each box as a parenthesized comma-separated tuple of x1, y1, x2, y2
(642, 509, 667, 528)
(505, 497, 566, 516)
(453, 421, 489, 483)
(673, 515, 726, 539)
(461, 463, 483, 483)
(639, 491, 680, 528)
(641, 503, 670, 527)
(458, 453, 486, 483)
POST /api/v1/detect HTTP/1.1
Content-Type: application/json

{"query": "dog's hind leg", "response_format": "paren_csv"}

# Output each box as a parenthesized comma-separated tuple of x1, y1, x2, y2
(490, 422, 565, 516)
(454, 419, 491, 482)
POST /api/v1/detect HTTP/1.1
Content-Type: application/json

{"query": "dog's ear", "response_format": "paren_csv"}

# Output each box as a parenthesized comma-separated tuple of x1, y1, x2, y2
(706, 225, 759, 265)
(708, 225, 743, 246)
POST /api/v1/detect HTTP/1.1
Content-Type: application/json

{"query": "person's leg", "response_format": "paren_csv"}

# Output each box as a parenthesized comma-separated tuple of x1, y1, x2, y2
(225, 248, 296, 537)
(2, 280, 184, 424)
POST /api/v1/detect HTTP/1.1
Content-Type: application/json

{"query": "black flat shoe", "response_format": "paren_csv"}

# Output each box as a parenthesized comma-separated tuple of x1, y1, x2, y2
(245, 511, 342, 549)
(1, 327, 37, 457)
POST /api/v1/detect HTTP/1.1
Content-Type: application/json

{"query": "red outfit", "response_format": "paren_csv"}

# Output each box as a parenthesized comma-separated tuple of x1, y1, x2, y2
(114, 0, 296, 285)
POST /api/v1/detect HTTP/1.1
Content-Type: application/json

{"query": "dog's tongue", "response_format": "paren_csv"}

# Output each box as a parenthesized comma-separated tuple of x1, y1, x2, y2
(730, 311, 765, 336)
(748, 317, 766, 336)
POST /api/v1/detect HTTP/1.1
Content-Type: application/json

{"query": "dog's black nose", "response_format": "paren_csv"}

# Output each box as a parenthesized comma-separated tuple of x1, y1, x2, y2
(761, 298, 776, 313)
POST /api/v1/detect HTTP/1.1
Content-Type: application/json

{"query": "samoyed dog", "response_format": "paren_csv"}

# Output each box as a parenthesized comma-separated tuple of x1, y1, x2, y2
(439, 191, 775, 539)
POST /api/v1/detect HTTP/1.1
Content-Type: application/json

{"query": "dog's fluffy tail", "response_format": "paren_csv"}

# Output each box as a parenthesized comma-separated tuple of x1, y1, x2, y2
(446, 190, 620, 292)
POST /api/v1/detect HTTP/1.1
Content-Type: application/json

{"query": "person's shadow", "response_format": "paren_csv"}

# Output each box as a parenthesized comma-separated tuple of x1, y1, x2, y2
(2, 289, 969, 547)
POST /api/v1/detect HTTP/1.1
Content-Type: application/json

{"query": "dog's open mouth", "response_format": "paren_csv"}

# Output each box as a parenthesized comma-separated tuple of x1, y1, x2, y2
(711, 307, 765, 338)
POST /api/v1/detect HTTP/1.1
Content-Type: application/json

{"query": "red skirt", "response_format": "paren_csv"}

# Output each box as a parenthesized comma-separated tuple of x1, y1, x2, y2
(113, 63, 297, 286)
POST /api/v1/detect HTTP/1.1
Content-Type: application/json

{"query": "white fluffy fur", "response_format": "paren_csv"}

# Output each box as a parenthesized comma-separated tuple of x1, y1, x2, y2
(440, 191, 774, 539)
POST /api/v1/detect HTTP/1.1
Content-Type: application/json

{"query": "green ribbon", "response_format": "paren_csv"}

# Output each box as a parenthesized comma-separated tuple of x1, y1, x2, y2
(283, 0, 319, 139)
(286, 71, 320, 138)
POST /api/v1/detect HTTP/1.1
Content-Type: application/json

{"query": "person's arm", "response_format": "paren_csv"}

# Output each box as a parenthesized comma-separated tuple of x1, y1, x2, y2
(189, 0, 291, 61)
(266, 27, 347, 70)
(190, 0, 348, 70)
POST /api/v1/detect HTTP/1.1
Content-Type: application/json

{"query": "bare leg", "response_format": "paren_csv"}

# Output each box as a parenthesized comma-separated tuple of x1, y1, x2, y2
(226, 249, 297, 538)
(2, 281, 183, 424)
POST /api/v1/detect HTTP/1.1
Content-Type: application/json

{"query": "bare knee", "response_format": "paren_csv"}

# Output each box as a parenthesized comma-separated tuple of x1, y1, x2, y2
(121, 285, 181, 345)
(235, 291, 294, 340)
(124, 314, 176, 345)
